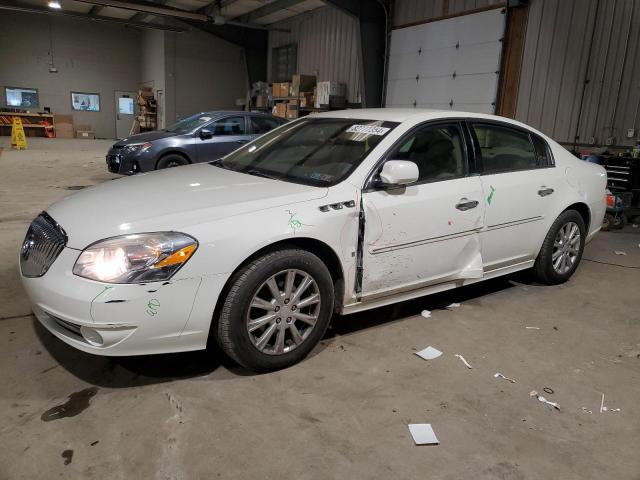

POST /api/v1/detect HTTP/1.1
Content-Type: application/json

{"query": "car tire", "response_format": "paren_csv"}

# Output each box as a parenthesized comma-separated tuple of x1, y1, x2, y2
(611, 214, 626, 230)
(156, 154, 189, 169)
(216, 248, 334, 371)
(533, 210, 586, 285)
(602, 213, 613, 231)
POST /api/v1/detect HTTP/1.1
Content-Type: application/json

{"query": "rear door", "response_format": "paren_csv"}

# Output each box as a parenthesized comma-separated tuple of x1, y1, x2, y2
(468, 121, 559, 271)
(196, 115, 250, 161)
(361, 121, 485, 299)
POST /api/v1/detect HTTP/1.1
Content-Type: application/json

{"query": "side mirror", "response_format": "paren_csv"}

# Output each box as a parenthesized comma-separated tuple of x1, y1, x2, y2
(379, 160, 419, 186)
(199, 128, 213, 140)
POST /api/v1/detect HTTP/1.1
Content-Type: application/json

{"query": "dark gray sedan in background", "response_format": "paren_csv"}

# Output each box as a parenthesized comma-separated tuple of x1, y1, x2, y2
(106, 111, 286, 174)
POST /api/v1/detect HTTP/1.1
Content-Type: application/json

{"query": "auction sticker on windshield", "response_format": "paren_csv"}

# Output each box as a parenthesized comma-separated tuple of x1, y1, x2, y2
(346, 125, 391, 136)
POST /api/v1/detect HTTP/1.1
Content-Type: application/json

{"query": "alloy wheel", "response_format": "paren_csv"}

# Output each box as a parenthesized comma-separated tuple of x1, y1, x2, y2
(552, 221, 581, 274)
(246, 269, 321, 355)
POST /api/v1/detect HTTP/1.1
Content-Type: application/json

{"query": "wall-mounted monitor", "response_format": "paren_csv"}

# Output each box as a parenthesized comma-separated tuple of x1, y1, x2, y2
(5, 87, 39, 108)
(71, 92, 100, 112)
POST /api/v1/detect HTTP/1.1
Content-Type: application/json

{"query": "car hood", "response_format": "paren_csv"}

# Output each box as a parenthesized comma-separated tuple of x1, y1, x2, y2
(47, 163, 328, 249)
(113, 130, 177, 146)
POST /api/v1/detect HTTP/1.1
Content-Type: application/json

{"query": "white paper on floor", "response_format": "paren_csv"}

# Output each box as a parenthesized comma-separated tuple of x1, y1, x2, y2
(421, 310, 432, 318)
(494, 372, 516, 383)
(446, 303, 461, 310)
(455, 354, 473, 369)
(530, 390, 560, 410)
(525, 326, 540, 330)
(408, 424, 439, 445)
(614, 251, 627, 255)
(415, 346, 442, 360)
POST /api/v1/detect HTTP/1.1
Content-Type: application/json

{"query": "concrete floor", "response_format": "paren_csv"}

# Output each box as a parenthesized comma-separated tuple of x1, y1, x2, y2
(1, 138, 639, 479)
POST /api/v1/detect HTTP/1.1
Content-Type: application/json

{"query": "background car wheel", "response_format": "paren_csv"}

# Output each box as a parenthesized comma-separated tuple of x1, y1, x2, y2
(216, 248, 334, 372)
(611, 214, 626, 230)
(602, 213, 613, 231)
(156, 154, 189, 169)
(533, 210, 586, 285)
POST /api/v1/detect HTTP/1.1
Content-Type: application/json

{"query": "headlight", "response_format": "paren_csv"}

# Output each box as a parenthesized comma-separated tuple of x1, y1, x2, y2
(123, 142, 152, 155)
(73, 232, 197, 284)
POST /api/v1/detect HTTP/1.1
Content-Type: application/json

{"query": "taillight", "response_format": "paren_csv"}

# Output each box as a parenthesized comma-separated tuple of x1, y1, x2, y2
(606, 194, 615, 207)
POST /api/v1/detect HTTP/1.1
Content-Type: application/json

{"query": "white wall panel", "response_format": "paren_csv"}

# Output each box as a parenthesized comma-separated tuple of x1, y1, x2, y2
(386, 8, 505, 113)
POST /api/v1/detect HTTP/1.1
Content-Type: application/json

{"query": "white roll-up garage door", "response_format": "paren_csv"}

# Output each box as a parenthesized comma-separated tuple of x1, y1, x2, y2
(385, 8, 506, 114)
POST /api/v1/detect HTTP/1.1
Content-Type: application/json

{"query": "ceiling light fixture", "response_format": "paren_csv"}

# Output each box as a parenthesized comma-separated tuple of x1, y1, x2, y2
(48, 0, 62, 9)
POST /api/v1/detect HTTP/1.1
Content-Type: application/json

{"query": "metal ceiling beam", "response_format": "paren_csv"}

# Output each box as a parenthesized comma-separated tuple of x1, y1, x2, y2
(234, 0, 307, 22)
(0, 0, 186, 31)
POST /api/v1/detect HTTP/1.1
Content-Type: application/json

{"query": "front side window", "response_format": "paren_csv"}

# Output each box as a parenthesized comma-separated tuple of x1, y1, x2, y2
(473, 124, 537, 174)
(213, 118, 399, 187)
(165, 113, 213, 133)
(389, 124, 466, 183)
(250, 116, 281, 134)
(212, 116, 246, 136)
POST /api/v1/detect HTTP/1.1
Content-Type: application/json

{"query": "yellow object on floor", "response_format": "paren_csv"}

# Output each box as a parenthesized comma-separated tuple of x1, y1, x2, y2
(11, 116, 27, 150)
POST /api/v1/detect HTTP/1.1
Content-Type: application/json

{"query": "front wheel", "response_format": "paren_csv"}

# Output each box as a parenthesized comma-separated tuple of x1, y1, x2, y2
(533, 210, 586, 285)
(216, 248, 334, 371)
(156, 154, 189, 169)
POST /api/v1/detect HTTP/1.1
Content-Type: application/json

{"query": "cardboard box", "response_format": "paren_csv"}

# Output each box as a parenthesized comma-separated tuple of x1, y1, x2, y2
(286, 109, 299, 119)
(315, 81, 347, 108)
(291, 74, 316, 96)
(54, 114, 74, 138)
(272, 103, 287, 118)
(271, 82, 291, 98)
(299, 93, 314, 109)
(255, 95, 268, 108)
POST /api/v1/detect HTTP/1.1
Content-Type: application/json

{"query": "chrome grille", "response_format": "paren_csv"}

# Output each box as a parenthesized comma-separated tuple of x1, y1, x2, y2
(20, 212, 67, 278)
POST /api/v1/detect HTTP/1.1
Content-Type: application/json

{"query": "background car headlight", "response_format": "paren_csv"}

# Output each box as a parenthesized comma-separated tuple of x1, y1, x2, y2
(123, 142, 152, 155)
(72, 232, 197, 283)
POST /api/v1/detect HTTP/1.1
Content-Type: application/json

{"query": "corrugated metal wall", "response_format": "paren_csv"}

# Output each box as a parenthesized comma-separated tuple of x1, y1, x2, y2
(394, 0, 504, 26)
(268, 6, 361, 103)
(516, 0, 640, 146)
(394, 0, 640, 146)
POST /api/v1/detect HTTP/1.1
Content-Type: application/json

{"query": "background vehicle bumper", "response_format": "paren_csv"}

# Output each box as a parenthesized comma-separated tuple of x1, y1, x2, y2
(20, 248, 228, 356)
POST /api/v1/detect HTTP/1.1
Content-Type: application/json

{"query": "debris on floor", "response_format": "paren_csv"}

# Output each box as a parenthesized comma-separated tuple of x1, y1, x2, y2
(614, 251, 627, 255)
(543, 387, 554, 395)
(421, 310, 432, 318)
(494, 372, 516, 383)
(415, 346, 442, 360)
(454, 354, 473, 369)
(598, 394, 619, 413)
(599, 393, 605, 413)
(445, 302, 461, 310)
(525, 326, 540, 330)
(581, 407, 593, 414)
(408, 423, 440, 445)
(530, 390, 560, 410)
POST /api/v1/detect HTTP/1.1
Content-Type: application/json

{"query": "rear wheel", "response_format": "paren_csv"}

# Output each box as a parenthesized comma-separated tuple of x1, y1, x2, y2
(216, 248, 334, 371)
(156, 153, 189, 169)
(533, 210, 585, 284)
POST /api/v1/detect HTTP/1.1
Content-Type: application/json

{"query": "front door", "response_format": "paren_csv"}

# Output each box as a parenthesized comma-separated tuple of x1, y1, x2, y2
(361, 122, 485, 299)
(115, 90, 136, 139)
(196, 115, 250, 161)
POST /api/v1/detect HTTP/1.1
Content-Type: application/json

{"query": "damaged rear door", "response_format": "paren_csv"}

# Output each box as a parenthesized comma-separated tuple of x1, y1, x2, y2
(359, 121, 485, 300)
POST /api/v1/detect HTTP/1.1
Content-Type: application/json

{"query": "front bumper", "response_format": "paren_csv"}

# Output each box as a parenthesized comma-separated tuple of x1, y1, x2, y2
(21, 247, 227, 356)
(106, 149, 140, 175)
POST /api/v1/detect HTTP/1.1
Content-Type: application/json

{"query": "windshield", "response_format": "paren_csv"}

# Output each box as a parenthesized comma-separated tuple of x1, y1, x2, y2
(211, 118, 399, 187)
(165, 113, 214, 134)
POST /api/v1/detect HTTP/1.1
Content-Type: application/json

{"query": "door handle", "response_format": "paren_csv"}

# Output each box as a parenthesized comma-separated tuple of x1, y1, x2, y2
(538, 187, 554, 197)
(455, 199, 479, 211)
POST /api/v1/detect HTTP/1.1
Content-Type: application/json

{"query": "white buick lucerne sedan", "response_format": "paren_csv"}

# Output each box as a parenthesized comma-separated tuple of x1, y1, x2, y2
(20, 109, 606, 371)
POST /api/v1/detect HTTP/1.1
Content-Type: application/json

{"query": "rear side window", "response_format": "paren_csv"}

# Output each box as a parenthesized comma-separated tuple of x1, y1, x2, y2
(531, 134, 554, 167)
(250, 116, 281, 134)
(212, 116, 245, 136)
(472, 124, 537, 174)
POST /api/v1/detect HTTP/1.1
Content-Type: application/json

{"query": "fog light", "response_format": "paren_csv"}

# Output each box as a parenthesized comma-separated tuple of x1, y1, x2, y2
(80, 326, 104, 346)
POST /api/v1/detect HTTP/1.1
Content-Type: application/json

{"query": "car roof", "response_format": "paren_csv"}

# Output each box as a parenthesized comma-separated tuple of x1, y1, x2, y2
(309, 108, 548, 139)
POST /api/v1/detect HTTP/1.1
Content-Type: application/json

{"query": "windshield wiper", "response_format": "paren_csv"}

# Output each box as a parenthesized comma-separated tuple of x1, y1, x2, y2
(245, 169, 279, 181)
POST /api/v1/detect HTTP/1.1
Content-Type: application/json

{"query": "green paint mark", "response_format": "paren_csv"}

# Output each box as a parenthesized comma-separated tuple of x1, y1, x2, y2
(286, 210, 312, 234)
(487, 185, 496, 205)
(146, 299, 160, 316)
(91, 286, 112, 303)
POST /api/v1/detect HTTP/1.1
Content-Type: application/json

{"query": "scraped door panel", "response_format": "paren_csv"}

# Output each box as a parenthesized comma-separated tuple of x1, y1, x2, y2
(361, 177, 485, 299)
